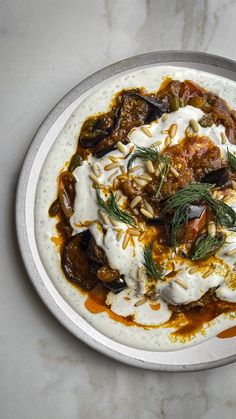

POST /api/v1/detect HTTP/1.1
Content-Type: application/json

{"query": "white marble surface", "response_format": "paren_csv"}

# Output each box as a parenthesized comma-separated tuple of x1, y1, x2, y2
(1, 0, 236, 418)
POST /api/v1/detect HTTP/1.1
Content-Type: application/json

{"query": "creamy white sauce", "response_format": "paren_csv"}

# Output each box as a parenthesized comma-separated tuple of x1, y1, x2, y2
(34, 65, 236, 350)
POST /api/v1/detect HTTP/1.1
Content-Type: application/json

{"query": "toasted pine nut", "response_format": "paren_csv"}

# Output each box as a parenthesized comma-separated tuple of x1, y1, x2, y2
(188, 267, 198, 274)
(185, 127, 192, 137)
(202, 268, 214, 278)
(141, 127, 152, 137)
(110, 217, 118, 226)
(117, 229, 123, 241)
(140, 208, 153, 218)
(162, 114, 168, 122)
(144, 201, 154, 214)
(175, 279, 188, 289)
(92, 162, 100, 177)
(120, 165, 126, 174)
(139, 222, 146, 232)
(208, 221, 216, 237)
(155, 161, 165, 177)
(146, 160, 155, 173)
(116, 174, 128, 181)
(152, 140, 162, 147)
(117, 141, 126, 153)
(89, 173, 100, 185)
(122, 233, 130, 249)
(109, 156, 118, 163)
(139, 174, 152, 182)
(113, 178, 120, 189)
(170, 166, 180, 178)
(220, 132, 227, 144)
(104, 162, 121, 171)
(169, 124, 177, 138)
(137, 267, 144, 281)
(133, 178, 147, 187)
(130, 196, 142, 209)
(128, 165, 142, 173)
(226, 248, 236, 256)
(99, 210, 109, 224)
(189, 119, 199, 133)
(127, 228, 140, 236)
(138, 232, 146, 241)
(135, 298, 146, 307)
(165, 136, 172, 147)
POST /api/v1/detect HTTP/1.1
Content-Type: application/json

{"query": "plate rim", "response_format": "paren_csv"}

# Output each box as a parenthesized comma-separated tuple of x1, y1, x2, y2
(16, 50, 236, 372)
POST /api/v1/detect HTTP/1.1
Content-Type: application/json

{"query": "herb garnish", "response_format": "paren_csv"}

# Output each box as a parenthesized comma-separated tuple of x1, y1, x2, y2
(96, 190, 136, 227)
(127, 146, 170, 196)
(228, 148, 236, 172)
(191, 233, 225, 261)
(143, 241, 164, 281)
(163, 183, 236, 247)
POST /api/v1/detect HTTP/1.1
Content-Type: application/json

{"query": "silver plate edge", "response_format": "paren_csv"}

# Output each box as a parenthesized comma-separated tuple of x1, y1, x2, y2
(15, 50, 236, 372)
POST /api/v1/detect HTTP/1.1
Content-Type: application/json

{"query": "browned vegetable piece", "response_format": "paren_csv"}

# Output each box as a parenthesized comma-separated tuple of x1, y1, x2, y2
(49, 198, 60, 217)
(96, 266, 120, 282)
(62, 233, 98, 290)
(58, 171, 76, 218)
(69, 154, 83, 172)
(87, 236, 108, 265)
(201, 167, 229, 186)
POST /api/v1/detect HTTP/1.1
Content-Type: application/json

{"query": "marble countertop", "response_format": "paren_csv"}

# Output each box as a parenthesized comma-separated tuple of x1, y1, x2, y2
(1, 0, 236, 418)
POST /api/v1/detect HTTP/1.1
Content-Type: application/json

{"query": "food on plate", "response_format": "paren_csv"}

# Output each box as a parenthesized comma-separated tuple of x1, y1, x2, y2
(48, 78, 236, 341)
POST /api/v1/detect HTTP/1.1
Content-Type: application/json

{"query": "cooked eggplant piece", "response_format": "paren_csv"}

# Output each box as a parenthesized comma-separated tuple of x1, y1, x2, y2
(87, 236, 108, 265)
(93, 143, 116, 158)
(201, 167, 229, 186)
(128, 92, 169, 119)
(58, 171, 76, 218)
(79, 117, 111, 148)
(69, 154, 83, 172)
(62, 233, 99, 290)
(149, 205, 205, 226)
(49, 198, 60, 217)
(104, 275, 127, 293)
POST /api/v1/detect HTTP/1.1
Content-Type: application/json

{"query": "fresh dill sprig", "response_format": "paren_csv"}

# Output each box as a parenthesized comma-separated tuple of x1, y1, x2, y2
(127, 146, 170, 196)
(191, 234, 225, 261)
(96, 190, 136, 227)
(143, 241, 164, 281)
(163, 183, 236, 247)
(228, 148, 236, 172)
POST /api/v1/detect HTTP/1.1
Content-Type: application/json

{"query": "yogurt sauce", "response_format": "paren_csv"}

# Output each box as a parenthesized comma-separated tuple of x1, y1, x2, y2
(34, 65, 236, 350)
(70, 105, 236, 320)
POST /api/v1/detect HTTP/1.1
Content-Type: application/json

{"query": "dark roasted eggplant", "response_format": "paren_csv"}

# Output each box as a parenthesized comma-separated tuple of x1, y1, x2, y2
(128, 92, 169, 119)
(58, 171, 76, 218)
(148, 205, 205, 226)
(104, 275, 127, 293)
(201, 167, 229, 186)
(62, 233, 99, 290)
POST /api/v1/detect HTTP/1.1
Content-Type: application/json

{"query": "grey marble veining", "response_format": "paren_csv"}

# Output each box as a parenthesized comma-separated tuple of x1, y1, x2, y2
(1, 0, 236, 418)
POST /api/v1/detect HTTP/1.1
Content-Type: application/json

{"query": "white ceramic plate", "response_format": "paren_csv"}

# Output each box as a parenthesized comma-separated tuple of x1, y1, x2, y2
(16, 51, 236, 371)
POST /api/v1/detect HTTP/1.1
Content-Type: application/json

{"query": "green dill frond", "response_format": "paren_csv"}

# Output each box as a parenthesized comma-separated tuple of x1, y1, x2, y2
(143, 241, 163, 281)
(228, 148, 236, 172)
(191, 234, 225, 261)
(96, 190, 136, 227)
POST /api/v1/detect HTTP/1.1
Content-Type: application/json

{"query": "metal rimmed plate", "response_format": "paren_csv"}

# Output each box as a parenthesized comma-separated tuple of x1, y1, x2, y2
(16, 51, 236, 371)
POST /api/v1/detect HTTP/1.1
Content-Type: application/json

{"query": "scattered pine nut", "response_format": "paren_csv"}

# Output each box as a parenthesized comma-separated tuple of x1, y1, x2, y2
(89, 173, 100, 185)
(175, 279, 188, 289)
(189, 119, 199, 133)
(139, 232, 146, 241)
(152, 140, 162, 147)
(144, 201, 154, 214)
(155, 161, 165, 177)
(122, 233, 130, 249)
(113, 178, 120, 189)
(133, 178, 147, 187)
(140, 208, 153, 218)
(162, 114, 168, 122)
(169, 124, 177, 138)
(128, 165, 142, 173)
(92, 162, 100, 177)
(226, 248, 236, 256)
(202, 268, 214, 278)
(104, 162, 121, 171)
(135, 298, 147, 307)
(110, 217, 118, 226)
(139, 222, 146, 232)
(109, 156, 118, 163)
(220, 132, 227, 144)
(99, 210, 109, 224)
(141, 126, 152, 137)
(139, 174, 152, 182)
(130, 196, 142, 209)
(188, 267, 198, 274)
(165, 136, 172, 147)
(117, 141, 126, 153)
(146, 160, 155, 173)
(185, 127, 192, 137)
(124, 144, 135, 159)
(117, 229, 123, 241)
(120, 165, 126, 174)
(116, 174, 128, 181)
(170, 166, 180, 178)
(208, 221, 216, 237)
(127, 228, 140, 236)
